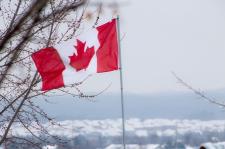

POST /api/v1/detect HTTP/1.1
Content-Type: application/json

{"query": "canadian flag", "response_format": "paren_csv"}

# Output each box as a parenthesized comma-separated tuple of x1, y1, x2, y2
(32, 19, 119, 91)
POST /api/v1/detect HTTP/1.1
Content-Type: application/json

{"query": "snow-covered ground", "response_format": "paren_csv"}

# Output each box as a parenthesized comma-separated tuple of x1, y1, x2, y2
(42, 145, 57, 149)
(10, 119, 225, 149)
(104, 144, 197, 149)
(201, 142, 225, 149)
(13, 119, 225, 137)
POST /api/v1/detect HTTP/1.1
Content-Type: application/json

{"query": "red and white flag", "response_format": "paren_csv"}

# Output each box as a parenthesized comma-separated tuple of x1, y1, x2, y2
(32, 19, 119, 91)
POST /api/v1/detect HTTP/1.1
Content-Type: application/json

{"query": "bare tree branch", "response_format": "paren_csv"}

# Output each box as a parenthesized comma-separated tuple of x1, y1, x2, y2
(172, 72, 225, 107)
(0, 0, 49, 51)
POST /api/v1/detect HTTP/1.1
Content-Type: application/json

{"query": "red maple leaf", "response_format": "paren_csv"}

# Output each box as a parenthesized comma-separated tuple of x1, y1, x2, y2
(69, 39, 95, 71)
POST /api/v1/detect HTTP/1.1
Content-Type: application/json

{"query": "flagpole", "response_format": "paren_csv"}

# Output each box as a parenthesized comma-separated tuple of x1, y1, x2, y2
(116, 15, 126, 149)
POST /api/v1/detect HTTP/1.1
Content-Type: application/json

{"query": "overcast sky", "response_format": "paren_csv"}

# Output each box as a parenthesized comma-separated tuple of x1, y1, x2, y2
(81, 0, 225, 94)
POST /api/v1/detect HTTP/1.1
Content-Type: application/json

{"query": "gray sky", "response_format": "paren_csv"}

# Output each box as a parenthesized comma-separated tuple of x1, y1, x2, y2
(82, 0, 225, 94)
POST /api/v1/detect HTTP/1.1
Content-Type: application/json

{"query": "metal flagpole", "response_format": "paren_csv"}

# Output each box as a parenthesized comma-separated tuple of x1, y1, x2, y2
(116, 15, 126, 149)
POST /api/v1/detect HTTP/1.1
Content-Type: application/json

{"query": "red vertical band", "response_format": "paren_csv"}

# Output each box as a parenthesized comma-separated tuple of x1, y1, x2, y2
(31, 47, 65, 91)
(96, 19, 119, 73)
